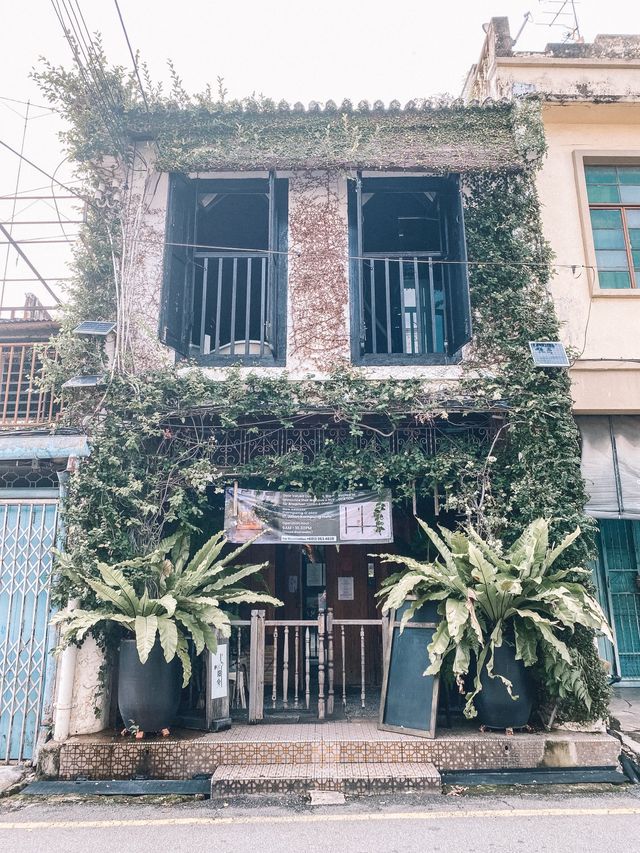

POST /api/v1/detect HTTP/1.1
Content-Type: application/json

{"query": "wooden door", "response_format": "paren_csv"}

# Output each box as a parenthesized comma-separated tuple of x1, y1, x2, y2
(325, 545, 382, 685)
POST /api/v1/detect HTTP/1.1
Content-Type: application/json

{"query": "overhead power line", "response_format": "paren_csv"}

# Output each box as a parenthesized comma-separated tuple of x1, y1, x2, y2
(50, 0, 125, 152)
(114, 0, 149, 112)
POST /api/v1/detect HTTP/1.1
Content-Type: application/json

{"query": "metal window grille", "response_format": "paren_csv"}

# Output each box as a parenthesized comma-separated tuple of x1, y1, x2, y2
(0, 343, 58, 427)
(193, 254, 272, 357)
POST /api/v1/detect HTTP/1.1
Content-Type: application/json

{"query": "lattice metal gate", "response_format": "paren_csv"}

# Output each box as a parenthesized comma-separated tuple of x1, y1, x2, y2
(0, 499, 58, 761)
(598, 519, 640, 680)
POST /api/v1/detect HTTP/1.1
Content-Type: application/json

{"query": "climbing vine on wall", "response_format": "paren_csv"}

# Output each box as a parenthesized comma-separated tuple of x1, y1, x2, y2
(37, 53, 608, 721)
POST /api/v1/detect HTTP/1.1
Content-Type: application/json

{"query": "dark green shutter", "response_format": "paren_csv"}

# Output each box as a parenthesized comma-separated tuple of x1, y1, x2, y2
(446, 179, 472, 356)
(160, 174, 196, 355)
(270, 177, 288, 358)
(347, 176, 364, 360)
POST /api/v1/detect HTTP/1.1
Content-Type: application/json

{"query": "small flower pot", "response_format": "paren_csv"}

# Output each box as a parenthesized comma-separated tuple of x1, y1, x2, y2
(118, 639, 181, 733)
(474, 642, 533, 730)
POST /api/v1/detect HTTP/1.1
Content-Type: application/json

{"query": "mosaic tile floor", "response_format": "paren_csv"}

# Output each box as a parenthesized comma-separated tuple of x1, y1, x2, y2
(211, 761, 441, 795)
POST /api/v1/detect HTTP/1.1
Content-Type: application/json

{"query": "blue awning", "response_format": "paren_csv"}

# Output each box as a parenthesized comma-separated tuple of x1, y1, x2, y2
(0, 433, 90, 461)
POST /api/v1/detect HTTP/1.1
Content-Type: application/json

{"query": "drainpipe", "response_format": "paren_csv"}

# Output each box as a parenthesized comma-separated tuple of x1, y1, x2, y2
(52, 598, 79, 741)
(52, 464, 78, 742)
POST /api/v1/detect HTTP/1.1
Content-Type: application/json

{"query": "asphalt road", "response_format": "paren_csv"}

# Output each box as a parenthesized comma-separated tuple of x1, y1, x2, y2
(2, 788, 640, 853)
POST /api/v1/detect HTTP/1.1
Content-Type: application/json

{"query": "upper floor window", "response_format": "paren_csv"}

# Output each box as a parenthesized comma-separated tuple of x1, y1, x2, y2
(586, 165, 640, 290)
(161, 174, 288, 364)
(348, 176, 471, 364)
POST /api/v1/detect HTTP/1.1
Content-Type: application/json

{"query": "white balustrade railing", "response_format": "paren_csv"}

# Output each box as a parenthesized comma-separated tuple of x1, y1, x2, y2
(237, 609, 389, 722)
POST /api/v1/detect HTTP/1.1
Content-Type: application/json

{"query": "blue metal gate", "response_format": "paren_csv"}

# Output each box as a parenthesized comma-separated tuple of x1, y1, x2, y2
(0, 500, 58, 761)
(597, 519, 640, 681)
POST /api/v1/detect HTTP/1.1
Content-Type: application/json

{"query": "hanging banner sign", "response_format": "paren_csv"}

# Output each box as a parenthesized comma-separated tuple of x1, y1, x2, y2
(224, 487, 393, 544)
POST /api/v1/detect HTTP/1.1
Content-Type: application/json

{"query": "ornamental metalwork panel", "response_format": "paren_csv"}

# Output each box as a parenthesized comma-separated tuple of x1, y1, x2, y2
(0, 500, 58, 761)
(207, 421, 496, 469)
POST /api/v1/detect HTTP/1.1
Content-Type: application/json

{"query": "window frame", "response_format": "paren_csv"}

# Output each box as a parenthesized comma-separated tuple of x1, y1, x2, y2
(574, 151, 640, 297)
(585, 165, 640, 290)
(347, 173, 471, 366)
(160, 172, 288, 367)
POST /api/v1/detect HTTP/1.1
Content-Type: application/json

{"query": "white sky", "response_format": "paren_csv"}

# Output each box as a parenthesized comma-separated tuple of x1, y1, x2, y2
(1, 0, 639, 313)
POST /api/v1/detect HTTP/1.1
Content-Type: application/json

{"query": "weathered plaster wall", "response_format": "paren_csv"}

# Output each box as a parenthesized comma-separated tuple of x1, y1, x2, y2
(68, 636, 111, 735)
(286, 172, 350, 372)
(536, 102, 640, 412)
(125, 143, 174, 371)
(492, 58, 640, 101)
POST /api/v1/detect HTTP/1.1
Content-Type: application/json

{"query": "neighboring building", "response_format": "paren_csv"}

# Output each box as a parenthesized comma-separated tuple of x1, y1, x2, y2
(464, 17, 640, 683)
(0, 298, 84, 762)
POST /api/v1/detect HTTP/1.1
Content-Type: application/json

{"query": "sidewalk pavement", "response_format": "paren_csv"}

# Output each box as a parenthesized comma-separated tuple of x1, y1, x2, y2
(610, 687, 640, 746)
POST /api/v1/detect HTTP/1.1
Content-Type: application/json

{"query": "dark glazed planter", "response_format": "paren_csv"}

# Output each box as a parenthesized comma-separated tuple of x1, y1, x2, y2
(118, 639, 181, 732)
(475, 642, 533, 730)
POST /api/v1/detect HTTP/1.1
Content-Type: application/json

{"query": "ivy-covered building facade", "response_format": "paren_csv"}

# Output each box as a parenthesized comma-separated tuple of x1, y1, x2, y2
(0, 66, 612, 759)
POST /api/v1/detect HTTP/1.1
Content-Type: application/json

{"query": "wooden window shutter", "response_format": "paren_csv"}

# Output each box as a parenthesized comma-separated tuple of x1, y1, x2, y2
(445, 178, 472, 356)
(160, 174, 196, 355)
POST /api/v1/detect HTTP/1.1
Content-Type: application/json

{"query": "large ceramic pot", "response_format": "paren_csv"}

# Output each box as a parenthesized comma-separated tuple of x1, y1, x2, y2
(118, 639, 181, 732)
(474, 642, 533, 730)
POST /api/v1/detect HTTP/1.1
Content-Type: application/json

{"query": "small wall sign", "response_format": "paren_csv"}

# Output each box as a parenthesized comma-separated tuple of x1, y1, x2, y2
(337, 576, 354, 601)
(209, 644, 228, 699)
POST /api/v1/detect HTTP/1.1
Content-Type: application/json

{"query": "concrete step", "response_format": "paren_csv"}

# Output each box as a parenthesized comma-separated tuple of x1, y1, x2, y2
(210, 761, 441, 796)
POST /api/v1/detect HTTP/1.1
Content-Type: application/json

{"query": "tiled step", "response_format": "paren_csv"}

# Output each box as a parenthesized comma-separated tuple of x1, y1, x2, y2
(210, 761, 441, 796)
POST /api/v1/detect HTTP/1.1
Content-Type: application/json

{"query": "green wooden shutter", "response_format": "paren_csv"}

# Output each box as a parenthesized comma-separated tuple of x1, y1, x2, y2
(160, 174, 196, 355)
(347, 176, 364, 361)
(270, 177, 289, 359)
(445, 179, 472, 356)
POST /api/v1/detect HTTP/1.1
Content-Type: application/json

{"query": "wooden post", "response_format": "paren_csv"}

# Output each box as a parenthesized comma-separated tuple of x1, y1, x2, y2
(381, 613, 390, 665)
(341, 625, 347, 709)
(282, 625, 289, 709)
(317, 610, 326, 720)
(272, 625, 279, 709)
(327, 608, 334, 716)
(248, 610, 265, 723)
(360, 624, 366, 709)
(305, 627, 311, 710)
(294, 626, 300, 709)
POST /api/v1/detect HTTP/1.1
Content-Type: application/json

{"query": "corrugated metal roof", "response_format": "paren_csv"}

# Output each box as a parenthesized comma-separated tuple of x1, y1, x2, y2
(0, 433, 90, 461)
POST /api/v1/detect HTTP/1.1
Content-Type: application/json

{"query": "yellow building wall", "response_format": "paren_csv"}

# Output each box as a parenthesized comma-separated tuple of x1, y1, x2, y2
(535, 102, 640, 413)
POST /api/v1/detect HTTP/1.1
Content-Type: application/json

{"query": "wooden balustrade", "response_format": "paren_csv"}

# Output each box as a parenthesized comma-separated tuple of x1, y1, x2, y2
(240, 609, 389, 722)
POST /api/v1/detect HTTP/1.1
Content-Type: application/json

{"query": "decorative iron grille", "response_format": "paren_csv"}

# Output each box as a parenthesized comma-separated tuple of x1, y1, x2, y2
(163, 416, 501, 470)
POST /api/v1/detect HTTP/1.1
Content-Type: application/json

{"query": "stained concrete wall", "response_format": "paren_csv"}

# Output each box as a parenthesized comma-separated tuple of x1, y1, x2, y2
(485, 58, 640, 102)
(464, 23, 640, 414)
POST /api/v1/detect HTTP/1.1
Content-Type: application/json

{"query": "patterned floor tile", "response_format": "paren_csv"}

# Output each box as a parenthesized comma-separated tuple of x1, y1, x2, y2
(58, 720, 620, 781)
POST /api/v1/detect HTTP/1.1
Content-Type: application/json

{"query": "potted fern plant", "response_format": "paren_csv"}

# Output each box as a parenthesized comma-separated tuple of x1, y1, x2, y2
(377, 518, 612, 729)
(53, 529, 281, 736)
